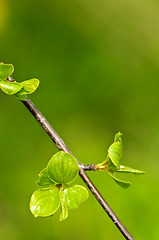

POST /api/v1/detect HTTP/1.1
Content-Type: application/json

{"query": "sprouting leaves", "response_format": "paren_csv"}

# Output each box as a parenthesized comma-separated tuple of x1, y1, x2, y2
(64, 185, 89, 210)
(107, 171, 131, 189)
(37, 168, 56, 187)
(114, 165, 145, 174)
(96, 132, 145, 188)
(20, 79, 39, 94)
(15, 79, 39, 100)
(0, 63, 39, 99)
(47, 151, 79, 184)
(0, 63, 14, 80)
(30, 187, 60, 217)
(30, 151, 89, 221)
(0, 80, 22, 95)
(59, 187, 69, 221)
(108, 133, 122, 168)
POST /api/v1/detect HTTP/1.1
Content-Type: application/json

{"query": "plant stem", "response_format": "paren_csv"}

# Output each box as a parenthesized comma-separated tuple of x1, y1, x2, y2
(5, 70, 134, 239)
(21, 97, 134, 240)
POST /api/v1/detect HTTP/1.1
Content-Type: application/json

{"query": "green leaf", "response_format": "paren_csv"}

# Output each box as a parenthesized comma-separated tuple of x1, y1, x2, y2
(47, 151, 79, 184)
(108, 132, 123, 169)
(0, 80, 22, 95)
(64, 185, 89, 210)
(107, 171, 131, 189)
(15, 92, 27, 101)
(97, 132, 123, 170)
(108, 141, 122, 168)
(114, 165, 145, 174)
(30, 187, 60, 217)
(0, 63, 14, 80)
(59, 187, 68, 221)
(20, 78, 39, 94)
(37, 168, 56, 187)
(114, 132, 123, 142)
(15, 79, 40, 100)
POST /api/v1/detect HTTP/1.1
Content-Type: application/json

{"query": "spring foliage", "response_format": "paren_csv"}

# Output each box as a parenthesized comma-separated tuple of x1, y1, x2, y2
(96, 132, 145, 188)
(30, 152, 89, 221)
(0, 63, 145, 221)
(0, 63, 39, 100)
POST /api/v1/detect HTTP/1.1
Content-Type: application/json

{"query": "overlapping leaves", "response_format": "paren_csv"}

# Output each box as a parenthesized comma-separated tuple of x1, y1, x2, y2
(96, 132, 145, 188)
(30, 151, 89, 221)
(0, 63, 39, 100)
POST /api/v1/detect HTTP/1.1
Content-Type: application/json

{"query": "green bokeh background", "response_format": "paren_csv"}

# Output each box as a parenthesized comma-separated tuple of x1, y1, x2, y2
(0, 0, 159, 239)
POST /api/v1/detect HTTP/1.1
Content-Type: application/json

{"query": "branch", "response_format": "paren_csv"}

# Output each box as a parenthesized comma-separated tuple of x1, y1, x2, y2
(22, 98, 134, 240)
(7, 75, 134, 240)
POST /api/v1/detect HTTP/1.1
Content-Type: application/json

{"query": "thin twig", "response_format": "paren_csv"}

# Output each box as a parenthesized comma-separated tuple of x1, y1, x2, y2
(81, 164, 97, 171)
(22, 98, 134, 240)
(6, 74, 134, 239)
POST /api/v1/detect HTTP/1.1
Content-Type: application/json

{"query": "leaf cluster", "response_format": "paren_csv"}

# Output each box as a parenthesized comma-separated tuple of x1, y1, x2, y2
(96, 132, 145, 188)
(30, 151, 89, 221)
(0, 63, 39, 100)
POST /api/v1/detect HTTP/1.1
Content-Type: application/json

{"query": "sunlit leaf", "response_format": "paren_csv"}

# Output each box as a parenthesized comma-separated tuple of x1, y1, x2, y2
(0, 80, 22, 95)
(47, 151, 79, 184)
(114, 132, 123, 142)
(64, 185, 89, 210)
(59, 187, 68, 221)
(20, 78, 39, 94)
(106, 132, 123, 168)
(97, 133, 123, 171)
(15, 78, 40, 100)
(37, 168, 56, 187)
(114, 165, 145, 174)
(30, 187, 60, 217)
(108, 142, 122, 168)
(107, 171, 131, 189)
(15, 92, 27, 101)
(0, 63, 14, 80)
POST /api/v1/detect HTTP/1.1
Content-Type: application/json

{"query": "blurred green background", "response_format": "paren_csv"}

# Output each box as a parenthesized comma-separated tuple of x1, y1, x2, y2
(0, 0, 159, 239)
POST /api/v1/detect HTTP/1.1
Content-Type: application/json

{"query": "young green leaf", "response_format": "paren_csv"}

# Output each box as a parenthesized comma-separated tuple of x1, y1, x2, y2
(114, 132, 123, 142)
(0, 63, 14, 80)
(107, 171, 131, 189)
(37, 168, 56, 187)
(20, 78, 39, 94)
(15, 92, 27, 101)
(47, 151, 79, 184)
(59, 187, 69, 221)
(30, 187, 60, 217)
(106, 132, 123, 169)
(64, 185, 89, 210)
(108, 141, 122, 168)
(0, 80, 22, 95)
(114, 165, 145, 174)
(15, 79, 40, 100)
